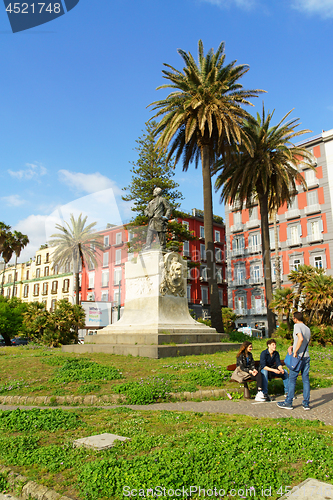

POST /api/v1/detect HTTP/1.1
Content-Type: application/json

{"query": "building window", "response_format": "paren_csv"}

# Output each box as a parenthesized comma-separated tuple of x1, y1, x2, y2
(114, 289, 120, 306)
(293, 259, 301, 270)
(249, 206, 258, 221)
(26, 270, 29, 280)
(63, 279, 69, 292)
(250, 264, 262, 283)
(216, 267, 222, 284)
(200, 244, 206, 261)
(200, 265, 208, 281)
(6, 288, 11, 297)
(252, 294, 264, 314)
(183, 240, 190, 257)
(114, 268, 122, 285)
(36, 268, 40, 278)
(50, 299, 57, 312)
(45, 253, 49, 263)
(201, 286, 208, 304)
(12, 287, 17, 297)
(236, 265, 246, 285)
(287, 224, 302, 246)
(7, 274, 12, 283)
(88, 272, 95, 289)
(101, 291, 108, 302)
(314, 255, 324, 269)
(215, 230, 220, 242)
(51, 281, 58, 294)
(23, 284, 29, 297)
(234, 211, 242, 225)
(182, 221, 189, 231)
(200, 226, 205, 238)
(116, 232, 122, 245)
(305, 169, 317, 186)
(249, 233, 261, 252)
(36, 254, 41, 265)
(33, 283, 39, 296)
(42, 282, 48, 295)
(115, 249, 122, 265)
(235, 295, 246, 315)
(269, 228, 279, 249)
(215, 247, 222, 262)
(102, 270, 109, 287)
(104, 235, 109, 247)
(128, 231, 134, 242)
(307, 189, 318, 207)
(186, 285, 191, 303)
(103, 252, 109, 267)
(233, 236, 245, 255)
(44, 266, 49, 277)
(87, 292, 95, 301)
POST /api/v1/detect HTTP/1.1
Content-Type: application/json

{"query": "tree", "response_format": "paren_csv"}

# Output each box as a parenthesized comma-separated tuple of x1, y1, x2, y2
(215, 106, 312, 335)
(23, 302, 50, 342)
(0, 230, 15, 296)
(0, 296, 28, 345)
(11, 231, 29, 298)
(49, 214, 104, 305)
(122, 120, 194, 252)
(149, 40, 263, 332)
(270, 287, 294, 331)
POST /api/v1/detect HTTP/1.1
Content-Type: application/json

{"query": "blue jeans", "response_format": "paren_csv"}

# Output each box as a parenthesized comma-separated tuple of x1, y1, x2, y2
(261, 368, 289, 395)
(285, 357, 310, 406)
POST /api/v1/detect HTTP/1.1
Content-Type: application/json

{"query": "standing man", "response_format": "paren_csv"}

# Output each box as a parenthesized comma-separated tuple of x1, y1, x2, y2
(277, 311, 311, 410)
(143, 187, 172, 251)
(260, 339, 289, 401)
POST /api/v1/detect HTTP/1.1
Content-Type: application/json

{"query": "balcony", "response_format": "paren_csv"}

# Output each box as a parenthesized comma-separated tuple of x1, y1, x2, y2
(248, 245, 262, 254)
(287, 238, 302, 247)
(306, 233, 323, 244)
(231, 247, 246, 258)
(234, 278, 247, 287)
(249, 276, 264, 285)
(246, 219, 260, 229)
(235, 309, 248, 316)
(305, 178, 319, 189)
(249, 307, 267, 315)
(286, 209, 301, 220)
(230, 223, 244, 233)
(304, 204, 321, 215)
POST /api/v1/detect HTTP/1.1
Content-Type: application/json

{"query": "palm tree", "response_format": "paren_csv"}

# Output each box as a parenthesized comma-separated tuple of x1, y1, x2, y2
(48, 214, 103, 305)
(303, 273, 333, 325)
(215, 106, 313, 335)
(270, 287, 294, 331)
(288, 264, 324, 311)
(149, 40, 263, 332)
(11, 231, 29, 298)
(0, 230, 15, 296)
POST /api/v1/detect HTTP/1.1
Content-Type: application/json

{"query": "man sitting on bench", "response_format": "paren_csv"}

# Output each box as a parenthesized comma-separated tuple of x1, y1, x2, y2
(260, 339, 289, 401)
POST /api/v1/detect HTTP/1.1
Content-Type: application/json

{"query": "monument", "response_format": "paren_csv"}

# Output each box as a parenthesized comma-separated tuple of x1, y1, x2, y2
(63, 188, 238, 358)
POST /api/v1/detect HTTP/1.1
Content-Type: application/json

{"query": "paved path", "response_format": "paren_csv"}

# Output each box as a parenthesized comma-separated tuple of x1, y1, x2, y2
(1, 387, 332, 425)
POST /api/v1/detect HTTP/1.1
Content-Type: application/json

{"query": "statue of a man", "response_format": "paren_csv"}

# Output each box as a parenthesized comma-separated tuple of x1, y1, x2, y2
(143, 187, 172, 251)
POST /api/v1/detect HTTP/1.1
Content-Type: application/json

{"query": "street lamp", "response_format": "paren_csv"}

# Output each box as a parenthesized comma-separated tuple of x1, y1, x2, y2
(117, 280, 121, 321)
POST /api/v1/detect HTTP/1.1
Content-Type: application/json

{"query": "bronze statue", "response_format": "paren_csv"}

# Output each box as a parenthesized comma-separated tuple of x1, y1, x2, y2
(143, 187, 171, 251)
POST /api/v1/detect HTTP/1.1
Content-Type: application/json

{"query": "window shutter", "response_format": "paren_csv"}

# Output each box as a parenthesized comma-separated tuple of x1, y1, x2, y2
(298, 224, 302, 237)
(287, 226, 291, 241)
(258, 233, 262, 245)
(307, 221, 311, 235)
(320, 219, 324, 233)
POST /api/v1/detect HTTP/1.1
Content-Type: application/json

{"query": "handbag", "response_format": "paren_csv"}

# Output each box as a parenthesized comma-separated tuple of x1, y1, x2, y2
(231, 366, 252, 383)
(284, 342, 309, 372)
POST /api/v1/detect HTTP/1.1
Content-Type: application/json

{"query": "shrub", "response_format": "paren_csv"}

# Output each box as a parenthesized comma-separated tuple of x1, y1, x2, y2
(275, 323, 292, 340)
(311, 325, 333, 346)
(221, 307, 237, 334)
(54, 358, 123, 383)
(227, 330, 249, 342)
(114, 377, 172, 404)
(0, 408, 80, 432)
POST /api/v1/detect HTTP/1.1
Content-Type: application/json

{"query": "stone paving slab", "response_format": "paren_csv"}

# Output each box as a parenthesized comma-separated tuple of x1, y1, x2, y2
(73, 432, 130, 450)
(278, 478, 333, 499)
(0, 495, 21, 500)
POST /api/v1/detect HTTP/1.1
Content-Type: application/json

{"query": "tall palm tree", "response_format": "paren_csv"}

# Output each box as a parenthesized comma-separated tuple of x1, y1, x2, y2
(0, 230, 15, 296)
(215, 106, 313, 335)
(288, 264, 323, 311)
(11, 231, 29, 298)
(49, 214, 103, 305)
(149, 40, 263, 332)
(270, 287, 294, 331)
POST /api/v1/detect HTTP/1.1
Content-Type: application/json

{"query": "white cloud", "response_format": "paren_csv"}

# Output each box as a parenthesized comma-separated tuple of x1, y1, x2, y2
(291, 0, 333, 17)
(200, 0, 256, 10)
(58, 170, 122, 196)
(13, 214, 50, 261)
(1, 194, 26, 207)
(8, 163, 47, 180)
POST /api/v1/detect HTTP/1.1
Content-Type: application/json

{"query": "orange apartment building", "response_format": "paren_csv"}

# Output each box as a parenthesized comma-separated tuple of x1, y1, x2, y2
(225, 128, 333, 334)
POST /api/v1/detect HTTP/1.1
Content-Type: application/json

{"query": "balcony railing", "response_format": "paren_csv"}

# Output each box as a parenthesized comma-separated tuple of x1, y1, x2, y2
(287, 238, 301, 247)
(286, 209, 301, 219)
(306, 233, 323, 243)
(249, 307, 267, 315)
(234, 278, 247, 286)
(246, 219, 260, 229)
(248, 245, 262, 254)
(304, 204, 321, 215)
(235, 308, 248, 316)
(249, 276, 264, 285)
(306, 178, 319, 188)
(231, 248, 246, 257)
(230, 223, 244, 233)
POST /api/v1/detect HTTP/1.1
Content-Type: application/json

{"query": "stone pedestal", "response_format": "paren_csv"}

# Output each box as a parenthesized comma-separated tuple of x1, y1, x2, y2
(63, 250, 238, 358)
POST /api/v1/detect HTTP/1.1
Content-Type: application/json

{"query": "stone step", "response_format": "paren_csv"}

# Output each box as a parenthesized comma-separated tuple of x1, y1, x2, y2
(84, 332, 227, 345)
(62, 342, 240, 359)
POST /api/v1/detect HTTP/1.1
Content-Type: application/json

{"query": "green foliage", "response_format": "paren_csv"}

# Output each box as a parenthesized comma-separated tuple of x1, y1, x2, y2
(23, 300, 85, 347)
(0, 379, 29, 394)
(0, 408, 80, 432)
(227, 330, 250, 342)
(310, 325, 333, 346)
(183, 366, 231, 386)
(0, 472, 8, 492)
(79, 424, 333, 499)
(53, 358, 123, 383)
(78, 382, 101, 394)
(221, 307, 237, 334)
(196, 317, 211, 326)
(0, 296, 28, 345)
(275, 323, 292, 340)
(114, 376, 172, 404)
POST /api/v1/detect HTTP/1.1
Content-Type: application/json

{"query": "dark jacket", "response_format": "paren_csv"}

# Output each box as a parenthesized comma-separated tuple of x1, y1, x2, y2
(237, 352, 255, 373)
(260, 349, 282, 371)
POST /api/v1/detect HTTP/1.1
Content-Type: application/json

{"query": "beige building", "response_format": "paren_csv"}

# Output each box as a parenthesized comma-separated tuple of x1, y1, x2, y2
(1, 247, 74, 310)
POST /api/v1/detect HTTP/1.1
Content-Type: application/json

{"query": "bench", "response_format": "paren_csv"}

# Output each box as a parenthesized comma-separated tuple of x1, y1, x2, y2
(227, 360, 286, 399)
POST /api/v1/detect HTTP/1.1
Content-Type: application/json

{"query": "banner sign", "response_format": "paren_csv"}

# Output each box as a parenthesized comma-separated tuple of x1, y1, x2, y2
(81, 301, 112, 328)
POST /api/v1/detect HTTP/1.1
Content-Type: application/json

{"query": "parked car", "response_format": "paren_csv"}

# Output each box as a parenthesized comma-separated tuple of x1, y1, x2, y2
(11, 337, 29, 346)
(0, 335, 6, 347)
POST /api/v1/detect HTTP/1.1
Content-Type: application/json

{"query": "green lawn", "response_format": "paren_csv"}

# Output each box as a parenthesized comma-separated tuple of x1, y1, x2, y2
(0, 339, 332, 403)
(0, 407, 332, 499)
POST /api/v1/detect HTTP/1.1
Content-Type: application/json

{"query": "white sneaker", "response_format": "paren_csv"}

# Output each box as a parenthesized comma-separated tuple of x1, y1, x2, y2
(255, 391, 266, 402)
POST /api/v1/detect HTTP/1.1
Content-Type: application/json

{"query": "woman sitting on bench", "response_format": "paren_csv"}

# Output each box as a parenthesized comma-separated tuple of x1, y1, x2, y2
(237, 341, 266, 402)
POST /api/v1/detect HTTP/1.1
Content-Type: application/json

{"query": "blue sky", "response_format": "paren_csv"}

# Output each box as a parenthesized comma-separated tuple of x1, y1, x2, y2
(1, 0, 333, 260)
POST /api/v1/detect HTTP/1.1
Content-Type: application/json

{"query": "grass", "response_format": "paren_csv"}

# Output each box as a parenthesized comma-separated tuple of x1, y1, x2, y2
(0, 339, 333, 403)
(0, 407, 332, 499)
